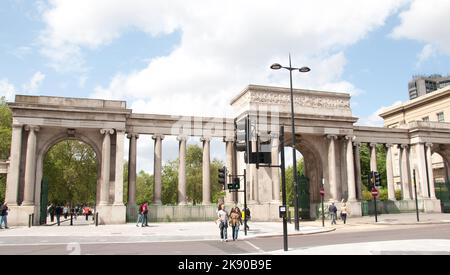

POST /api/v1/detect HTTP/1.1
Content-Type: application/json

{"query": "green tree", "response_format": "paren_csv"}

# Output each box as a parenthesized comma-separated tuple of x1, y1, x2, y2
(43, 140, 97, 206)
(160, 144, 225, 205)
(0, 97, 12, 160)
(285, 158, 304, 207)
(136, 170, 154, 205)
(0, 97, 11, 202)
(360, 144, 387, 191)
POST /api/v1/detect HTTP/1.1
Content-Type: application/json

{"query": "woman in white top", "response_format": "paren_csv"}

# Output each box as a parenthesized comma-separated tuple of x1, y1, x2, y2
(216, 204, 228, 242)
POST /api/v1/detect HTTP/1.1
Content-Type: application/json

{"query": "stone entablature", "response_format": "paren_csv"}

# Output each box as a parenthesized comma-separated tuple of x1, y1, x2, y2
(231, 84, 353, 118)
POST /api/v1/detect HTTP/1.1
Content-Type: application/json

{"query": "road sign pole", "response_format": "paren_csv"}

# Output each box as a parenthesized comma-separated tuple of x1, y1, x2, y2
(243, 169, 247, 236)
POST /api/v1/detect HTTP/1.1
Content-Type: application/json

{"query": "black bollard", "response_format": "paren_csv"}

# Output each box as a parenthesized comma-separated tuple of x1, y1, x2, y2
(70, 214, 73, 226)
(95, 213, 99, 227)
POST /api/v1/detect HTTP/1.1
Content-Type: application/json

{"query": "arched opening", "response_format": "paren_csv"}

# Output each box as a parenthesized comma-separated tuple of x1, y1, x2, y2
(282, 135, 324, 219)
(40, 139, 99, 225)
(431, 150, 450, 212)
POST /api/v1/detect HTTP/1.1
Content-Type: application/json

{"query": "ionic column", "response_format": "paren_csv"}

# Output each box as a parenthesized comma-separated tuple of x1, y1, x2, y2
(426, 143, 436, 199)
(114, 130, 125, 205)
(177, 135, 187, 205)
(5, 125, 23, 206)
(327, 135, 338, 201)
(201, 136, 211, 205)
(152, 134, 164, 205)
(127, 133, 139, 207)
(99, 128, 114, 205)
(224, 137, 235, 204)
(353, 142, 363, 200)
(415, 143, 429, 199)
(385, 144, 396, 201)
(370, 143, 378, 172)
(22, 125, 40, 206)
(271, 133, 281, 203)
(345, 136, 356, 202)
(400, 144, 412, 200)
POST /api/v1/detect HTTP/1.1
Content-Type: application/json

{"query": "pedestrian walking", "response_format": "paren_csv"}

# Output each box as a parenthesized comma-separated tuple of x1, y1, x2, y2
(55, 205, 63, 226)
(229, 206, 242, 241)
(216, 204, 228, 242)
(63, 205, 69, 219)
(48, 204, 55, 222)
(340, 202, 349, 224)
(136, 203, 144, 227)
(242, 207, 251, 231)
(142, 202, 149, 227)
(0, 202, 9, 229)
(329, 202, 338, 225)
(83, 206, 90, 221)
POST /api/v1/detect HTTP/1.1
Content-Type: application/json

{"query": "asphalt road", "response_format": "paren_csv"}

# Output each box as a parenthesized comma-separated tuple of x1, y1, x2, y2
(1, 224, 449, 255)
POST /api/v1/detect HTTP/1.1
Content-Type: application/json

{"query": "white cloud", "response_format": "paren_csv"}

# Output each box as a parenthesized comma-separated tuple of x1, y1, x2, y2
(357, 101, 402, 127)
(23, 71, 46, 93)
(39, 0, 407, 117)
(416, 44, 436, 67)
(392, 0, 450, 54)
(0, 79, 17, 102)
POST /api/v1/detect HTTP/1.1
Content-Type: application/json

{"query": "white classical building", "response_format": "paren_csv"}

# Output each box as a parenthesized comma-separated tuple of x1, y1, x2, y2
(2, 85, 446, 226)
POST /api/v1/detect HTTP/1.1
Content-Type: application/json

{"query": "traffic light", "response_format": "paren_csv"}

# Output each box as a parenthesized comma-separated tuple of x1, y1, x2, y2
(235, 117, 249, 153)
(375, 172, 381, 186)
(368, 171, 382, 187)
(218, 166, 227, 189)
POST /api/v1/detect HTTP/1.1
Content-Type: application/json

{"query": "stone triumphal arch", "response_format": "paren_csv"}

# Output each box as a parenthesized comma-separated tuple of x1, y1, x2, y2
(4, 85, 446, 225)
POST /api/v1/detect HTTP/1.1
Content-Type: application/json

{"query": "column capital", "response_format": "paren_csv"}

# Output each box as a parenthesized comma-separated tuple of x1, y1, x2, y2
(24, 125, 40, 132)
(400, 144, 409, 149)
(326, 135, 338, 140)
(177, 135, 188, 142)
(152, 134, 165, 141)
(385, 143, 396, 148)
(100, 128, 114, 135)
(224, 136, 235, 142)
(425, 143, 433, 148)
(127, 133, 139, 139)
(345, 136, 355, 141)
(353, 141, 361, 147)
(200, 136, 212, 142)
(12, 124, 23, 129)
(369, 142, 377, 148)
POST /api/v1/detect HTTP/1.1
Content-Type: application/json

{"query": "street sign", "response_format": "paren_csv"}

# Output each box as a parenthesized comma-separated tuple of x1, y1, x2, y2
(371, 187, 379, 197)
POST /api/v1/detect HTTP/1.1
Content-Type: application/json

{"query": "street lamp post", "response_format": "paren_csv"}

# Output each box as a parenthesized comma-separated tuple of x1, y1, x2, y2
(271, 54, 310, 231)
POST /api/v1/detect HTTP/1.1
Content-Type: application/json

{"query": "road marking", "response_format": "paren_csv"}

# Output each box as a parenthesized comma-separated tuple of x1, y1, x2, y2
(245, 241, 264, 253)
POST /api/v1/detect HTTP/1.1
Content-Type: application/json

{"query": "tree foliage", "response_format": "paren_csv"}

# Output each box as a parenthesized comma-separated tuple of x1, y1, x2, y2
(0, 97, 12, 160)
(285, 159, 304, 207)
(160, 144, 225, 205)
(43, 140, 97, 206)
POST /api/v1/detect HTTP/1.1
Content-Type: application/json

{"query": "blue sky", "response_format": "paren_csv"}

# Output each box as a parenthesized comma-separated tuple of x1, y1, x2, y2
(1, 0, 450, 172)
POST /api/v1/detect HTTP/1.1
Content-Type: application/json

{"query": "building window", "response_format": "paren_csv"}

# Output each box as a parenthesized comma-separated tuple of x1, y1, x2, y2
(422, 116, 430, 122)
(437, 112, 445, 122)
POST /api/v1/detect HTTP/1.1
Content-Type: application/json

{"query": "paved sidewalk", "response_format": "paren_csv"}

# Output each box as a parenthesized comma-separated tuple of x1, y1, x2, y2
(301, 213, 450, 228)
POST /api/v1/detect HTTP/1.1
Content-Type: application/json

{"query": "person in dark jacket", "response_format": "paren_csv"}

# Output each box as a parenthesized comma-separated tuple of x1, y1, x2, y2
(0, 202, 9, 229)
(329, 202, 338, 225)
(55, 205, 63, 226)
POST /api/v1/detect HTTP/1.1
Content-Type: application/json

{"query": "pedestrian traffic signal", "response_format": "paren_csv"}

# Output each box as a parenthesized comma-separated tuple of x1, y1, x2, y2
(218, 166, 227, 188)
